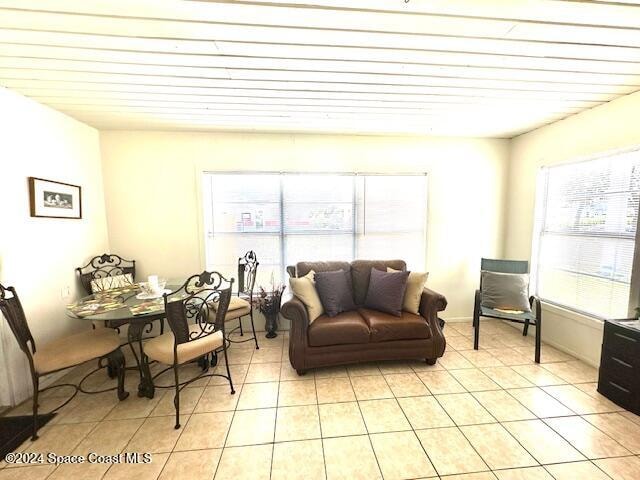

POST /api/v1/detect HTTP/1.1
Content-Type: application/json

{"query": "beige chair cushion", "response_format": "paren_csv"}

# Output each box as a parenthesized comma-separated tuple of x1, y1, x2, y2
(388, 267, 429, 315)
(210, 296, 252, 321)
(289, 269, 323, 323)
(144, 324, 224, 365)
(33, 328, 120, 374)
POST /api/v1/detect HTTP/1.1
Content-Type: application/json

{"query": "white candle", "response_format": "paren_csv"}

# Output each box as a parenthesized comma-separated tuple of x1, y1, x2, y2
(148, 275, 159, 289)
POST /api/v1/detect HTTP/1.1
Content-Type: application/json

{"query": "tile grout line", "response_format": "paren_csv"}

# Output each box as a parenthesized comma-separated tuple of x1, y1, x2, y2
(311, 366, 329, 480)
(14, 323, 638, 480)
(452, 327, 621, 478)
(379, 363, 440, 479)
(211, 341, 257, 480)
(345, 370, 386, 479)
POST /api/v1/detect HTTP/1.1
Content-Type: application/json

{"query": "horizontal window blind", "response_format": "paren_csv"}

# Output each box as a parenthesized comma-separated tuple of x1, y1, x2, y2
(203, 173, 427, 285)
(532, 149, 640, 319)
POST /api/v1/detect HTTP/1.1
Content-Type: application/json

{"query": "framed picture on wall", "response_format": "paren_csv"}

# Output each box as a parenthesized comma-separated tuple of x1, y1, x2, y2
(28, 177, 82, 219)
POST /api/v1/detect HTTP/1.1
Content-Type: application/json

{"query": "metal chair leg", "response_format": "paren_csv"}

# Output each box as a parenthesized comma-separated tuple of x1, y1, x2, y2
(535, 318, 542, 364)
(473, 321, 480, 350)
(108, 348, 129, 401)
(222, 344, 236, 395)
(239, 316, 244, 336)
(31, 375, 39, 441)
(523, 319, 530, 337)
(249, 310, 259, 350)
(173, 365, 181, 429)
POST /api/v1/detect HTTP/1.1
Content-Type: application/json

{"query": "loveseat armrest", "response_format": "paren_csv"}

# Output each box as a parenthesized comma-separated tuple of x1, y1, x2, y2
(419, 287, 447, 358)
(281, 296, 310, 328)
(280, 296, 309, 372)
(419, 288, 447, 316)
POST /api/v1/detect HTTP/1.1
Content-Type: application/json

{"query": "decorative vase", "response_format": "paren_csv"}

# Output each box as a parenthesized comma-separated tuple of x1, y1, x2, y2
(264, 312, 279, 338)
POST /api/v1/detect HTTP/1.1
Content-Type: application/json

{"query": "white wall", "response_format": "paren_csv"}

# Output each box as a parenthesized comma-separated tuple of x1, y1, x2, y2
(0, 87, 109, 405)
(100, 131, 510, 321)
(505, 90, 640, 366)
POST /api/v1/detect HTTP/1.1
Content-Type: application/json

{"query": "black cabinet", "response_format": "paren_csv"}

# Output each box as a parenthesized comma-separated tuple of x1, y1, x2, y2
(598, 319, 640, 415)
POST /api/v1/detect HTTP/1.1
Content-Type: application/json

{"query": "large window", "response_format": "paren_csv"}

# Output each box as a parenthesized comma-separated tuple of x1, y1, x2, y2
(532, 150, 640, 319)
(203, 173, 427, 285)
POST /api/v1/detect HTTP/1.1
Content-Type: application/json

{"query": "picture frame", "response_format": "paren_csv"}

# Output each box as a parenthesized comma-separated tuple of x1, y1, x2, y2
(28, 177, 82, 219)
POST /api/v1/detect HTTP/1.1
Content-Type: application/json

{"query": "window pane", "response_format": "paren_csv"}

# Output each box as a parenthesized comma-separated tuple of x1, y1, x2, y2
(356, 175, 427, 269)
(285, 234, 353, 268)
(356, 233, 425, 271)
(532, 150, 640, 318)
(204, 172, 428, 288)
(282, 174, 354, 234)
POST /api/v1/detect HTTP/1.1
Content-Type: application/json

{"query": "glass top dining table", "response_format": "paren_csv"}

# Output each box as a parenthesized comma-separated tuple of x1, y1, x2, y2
(65, 283, 182, 399)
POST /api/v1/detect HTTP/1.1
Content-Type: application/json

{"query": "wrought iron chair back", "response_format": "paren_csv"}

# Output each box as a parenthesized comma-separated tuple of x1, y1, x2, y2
(237, 250, 259, 297)
(76, 253, 136, 295)
(0, 283, 37, 361)
(163, 271, 234, 347)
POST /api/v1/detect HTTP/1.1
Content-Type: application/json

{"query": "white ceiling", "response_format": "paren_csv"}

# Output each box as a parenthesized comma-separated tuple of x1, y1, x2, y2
(1, 0, 640, 137)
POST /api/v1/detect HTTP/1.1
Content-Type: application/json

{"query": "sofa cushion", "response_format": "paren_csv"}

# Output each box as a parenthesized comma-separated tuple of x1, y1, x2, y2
(296, 261, 351, 278)
(351, 259, 406, 305)
(308, 311, 370, 346)
(289, 269, 324, 323)
(364, 268, 409, 316)
(358, 308, 431, 343)
(315, 270, 357, 317)
(388, 267, 429, 314)
(481, 271, 531, 312)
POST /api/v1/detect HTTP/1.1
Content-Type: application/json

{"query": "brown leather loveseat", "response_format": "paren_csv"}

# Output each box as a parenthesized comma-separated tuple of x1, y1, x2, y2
(281, 260, 447, 374)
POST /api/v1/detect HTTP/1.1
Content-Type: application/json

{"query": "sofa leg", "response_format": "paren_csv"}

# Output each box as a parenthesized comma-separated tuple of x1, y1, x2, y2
(425, 358, 437, 365)
(296, 369, 307, 376)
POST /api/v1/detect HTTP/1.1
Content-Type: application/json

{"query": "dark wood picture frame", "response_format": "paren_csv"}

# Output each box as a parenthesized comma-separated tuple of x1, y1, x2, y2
(28, 177, 83, 219)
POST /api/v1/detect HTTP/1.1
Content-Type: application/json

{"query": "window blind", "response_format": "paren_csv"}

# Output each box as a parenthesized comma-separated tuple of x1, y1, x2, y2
(203, 173, 427, 284)
(532, 150, 640, 319)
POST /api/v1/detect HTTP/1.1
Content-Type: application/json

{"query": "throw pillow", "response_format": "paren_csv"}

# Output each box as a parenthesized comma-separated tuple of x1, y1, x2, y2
(289, 269, 324, 323)
(364, 268, 409, 316)
(480, 271, 531, 312)
(314, 270, 357, 317)
(388, 267, 429, 314)
(91, 273, 134, 293)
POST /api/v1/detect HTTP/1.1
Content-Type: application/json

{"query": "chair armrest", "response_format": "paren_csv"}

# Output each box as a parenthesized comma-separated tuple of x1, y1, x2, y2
(280, 296, 309, 371)
(419, 288, 447, 357)
(529, 295, 541, 320)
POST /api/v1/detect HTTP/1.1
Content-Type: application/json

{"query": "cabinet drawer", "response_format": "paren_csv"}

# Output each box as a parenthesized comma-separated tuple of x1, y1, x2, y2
(597, 377, 638, 413)
(601, 350, 637, 381)
(603, 324, 640, 360)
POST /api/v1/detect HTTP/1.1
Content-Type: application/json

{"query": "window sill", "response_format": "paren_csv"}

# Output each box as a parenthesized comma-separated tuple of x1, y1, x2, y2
(540, 301, 605, 330)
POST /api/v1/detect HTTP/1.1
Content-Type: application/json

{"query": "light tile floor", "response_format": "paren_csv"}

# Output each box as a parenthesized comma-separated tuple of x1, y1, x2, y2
(1, 319, 640, 479)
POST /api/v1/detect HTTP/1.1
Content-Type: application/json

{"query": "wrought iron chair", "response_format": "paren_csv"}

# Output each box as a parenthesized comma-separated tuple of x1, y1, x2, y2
(473, 258, 542, 363)
(76, 253, 164, 335)
(221, 251, 260, 350)
(76, 253, 136, 295)
(0, 283, 128, 441)
(142, 271, 235, 429)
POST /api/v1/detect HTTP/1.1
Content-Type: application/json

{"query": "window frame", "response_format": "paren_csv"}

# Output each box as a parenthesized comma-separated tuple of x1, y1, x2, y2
(202, 171, 429, 281)
(531, 146, 640, 320)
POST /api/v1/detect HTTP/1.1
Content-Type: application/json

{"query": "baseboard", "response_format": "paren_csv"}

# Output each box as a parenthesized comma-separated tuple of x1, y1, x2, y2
(538, 337, 599, 368)
(503, 320, 600, 368)
(442, 316, 472, 323)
